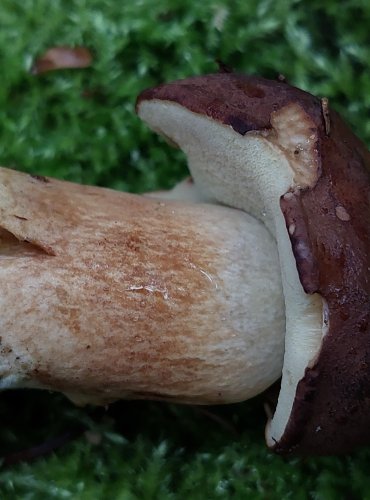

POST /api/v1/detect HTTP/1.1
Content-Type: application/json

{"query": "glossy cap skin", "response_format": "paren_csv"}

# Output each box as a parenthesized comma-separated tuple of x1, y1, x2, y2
(137, 73, 370, 455)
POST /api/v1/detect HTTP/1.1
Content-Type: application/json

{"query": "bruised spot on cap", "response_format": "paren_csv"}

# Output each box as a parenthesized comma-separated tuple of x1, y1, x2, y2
(234, 81, 266, 99)
(227, 116, 259, 135)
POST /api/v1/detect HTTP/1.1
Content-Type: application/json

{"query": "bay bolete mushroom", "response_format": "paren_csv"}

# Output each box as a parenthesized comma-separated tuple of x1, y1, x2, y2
(137, 73, 370, 455)
(0, 167, 284, 406)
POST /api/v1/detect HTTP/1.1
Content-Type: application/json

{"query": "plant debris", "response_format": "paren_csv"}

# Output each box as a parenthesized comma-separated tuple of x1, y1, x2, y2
(31, 46, 92, 75)
(2, 431, 80, 467)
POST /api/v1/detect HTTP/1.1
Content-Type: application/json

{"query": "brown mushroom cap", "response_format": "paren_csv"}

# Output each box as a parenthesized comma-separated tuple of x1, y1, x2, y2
(137, 73, 370, 455)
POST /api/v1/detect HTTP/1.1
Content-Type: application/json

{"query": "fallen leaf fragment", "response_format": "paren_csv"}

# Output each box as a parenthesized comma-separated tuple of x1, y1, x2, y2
(31, 46, 92, 75)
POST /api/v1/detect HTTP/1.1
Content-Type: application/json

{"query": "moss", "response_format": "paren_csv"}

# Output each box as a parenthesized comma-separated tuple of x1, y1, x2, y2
(1, 1, 370, 498)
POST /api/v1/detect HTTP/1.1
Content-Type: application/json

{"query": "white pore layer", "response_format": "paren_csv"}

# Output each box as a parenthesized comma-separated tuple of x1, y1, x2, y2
(139, 100, 325, 443)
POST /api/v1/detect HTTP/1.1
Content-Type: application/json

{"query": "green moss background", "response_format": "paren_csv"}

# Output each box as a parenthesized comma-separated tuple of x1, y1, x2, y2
(1, 1, 370, 498)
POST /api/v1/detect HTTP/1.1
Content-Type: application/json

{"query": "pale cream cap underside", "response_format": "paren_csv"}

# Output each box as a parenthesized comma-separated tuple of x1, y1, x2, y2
(138, 100, 325, 443)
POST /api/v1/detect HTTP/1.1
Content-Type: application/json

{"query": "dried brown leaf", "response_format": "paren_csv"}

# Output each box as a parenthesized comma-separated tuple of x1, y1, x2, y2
(31, 46, 93, 75)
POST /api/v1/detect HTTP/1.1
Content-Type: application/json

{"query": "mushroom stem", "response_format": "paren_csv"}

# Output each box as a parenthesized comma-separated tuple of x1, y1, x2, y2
(0, 167, 284, 406)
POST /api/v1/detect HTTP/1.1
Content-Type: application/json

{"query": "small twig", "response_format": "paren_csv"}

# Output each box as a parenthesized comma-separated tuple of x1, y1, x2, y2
(1, 430, 80, 467)
(263, 402, 273, 420)
(193, 407, 238, 436)
(321, 97, 331, 135)
(215, 59, 234, 74)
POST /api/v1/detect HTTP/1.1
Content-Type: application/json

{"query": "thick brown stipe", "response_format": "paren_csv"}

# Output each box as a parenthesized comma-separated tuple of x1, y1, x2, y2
(0, 167, 284, 407)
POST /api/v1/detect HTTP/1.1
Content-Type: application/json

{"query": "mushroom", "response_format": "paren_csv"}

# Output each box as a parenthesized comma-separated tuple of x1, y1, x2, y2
(136, 73, 370, 455)
(0, 166, 284, 406)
